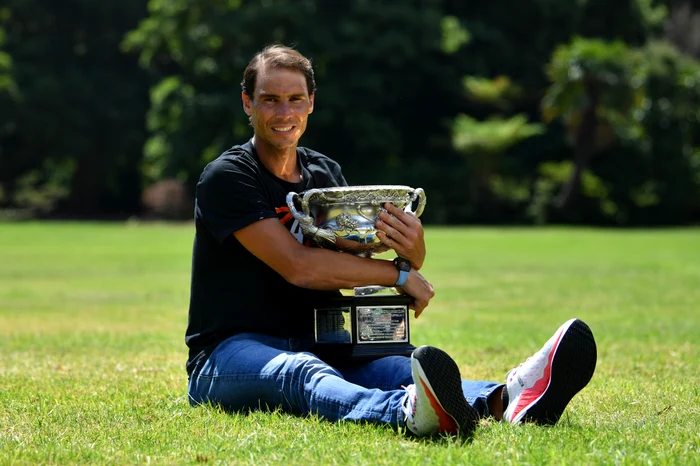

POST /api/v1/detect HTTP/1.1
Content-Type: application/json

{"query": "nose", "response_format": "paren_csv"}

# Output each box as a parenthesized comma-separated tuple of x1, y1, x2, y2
(277, 100, 293, 117)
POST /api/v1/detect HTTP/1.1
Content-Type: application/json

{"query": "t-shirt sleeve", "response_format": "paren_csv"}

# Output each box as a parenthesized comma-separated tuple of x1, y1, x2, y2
(302, 148, 349, 188)
(330, 160, 348, 187)
(195, 158, 275, 244)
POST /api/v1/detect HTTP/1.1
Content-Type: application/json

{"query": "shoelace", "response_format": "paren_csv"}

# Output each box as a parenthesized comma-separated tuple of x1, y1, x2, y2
(401, 384, 416, 422)
(508, 357, 532, 382)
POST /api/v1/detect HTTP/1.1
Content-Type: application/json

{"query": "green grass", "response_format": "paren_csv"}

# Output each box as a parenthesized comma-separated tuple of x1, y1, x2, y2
(1, 222, 698, 465)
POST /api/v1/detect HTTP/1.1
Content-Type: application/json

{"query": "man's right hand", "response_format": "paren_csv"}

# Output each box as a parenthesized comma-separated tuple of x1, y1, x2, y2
(400, 269, 435, 318)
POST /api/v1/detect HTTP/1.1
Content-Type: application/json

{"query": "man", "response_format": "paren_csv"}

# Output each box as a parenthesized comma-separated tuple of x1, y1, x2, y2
(186, 45, 597, 437)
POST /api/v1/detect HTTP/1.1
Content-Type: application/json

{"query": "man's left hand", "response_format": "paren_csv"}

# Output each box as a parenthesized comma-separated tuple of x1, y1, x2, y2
(375, 202, 426, 270)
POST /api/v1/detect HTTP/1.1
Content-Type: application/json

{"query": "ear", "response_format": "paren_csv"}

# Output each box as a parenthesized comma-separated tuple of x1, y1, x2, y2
(308, 92, 315, 114)
(242, 91, 253, 116)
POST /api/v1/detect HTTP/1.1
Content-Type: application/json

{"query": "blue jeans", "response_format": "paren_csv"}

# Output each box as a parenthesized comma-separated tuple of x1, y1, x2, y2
(188, 333, 503, 428)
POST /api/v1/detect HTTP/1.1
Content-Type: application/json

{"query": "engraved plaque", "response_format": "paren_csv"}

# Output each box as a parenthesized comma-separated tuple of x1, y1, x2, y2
(356, 306, 408, 343)
(314, 307, 352, 344)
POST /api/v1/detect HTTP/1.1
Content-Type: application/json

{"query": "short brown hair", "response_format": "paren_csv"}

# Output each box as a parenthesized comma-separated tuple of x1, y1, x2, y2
(241, 45, 316, 98)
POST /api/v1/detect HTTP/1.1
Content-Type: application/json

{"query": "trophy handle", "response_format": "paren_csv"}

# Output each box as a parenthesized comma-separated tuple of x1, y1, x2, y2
(286, 191, 337, 245)
(286, 191, 312, 224)
(406, 188, 426, 218)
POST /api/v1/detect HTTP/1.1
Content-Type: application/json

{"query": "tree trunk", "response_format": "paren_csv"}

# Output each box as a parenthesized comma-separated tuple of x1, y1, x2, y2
(556, 79, 600, 209)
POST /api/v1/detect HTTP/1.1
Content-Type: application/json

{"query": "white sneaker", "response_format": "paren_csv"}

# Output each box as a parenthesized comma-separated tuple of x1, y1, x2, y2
(402, 346, 479, 437)
(503, 318, 597, 424)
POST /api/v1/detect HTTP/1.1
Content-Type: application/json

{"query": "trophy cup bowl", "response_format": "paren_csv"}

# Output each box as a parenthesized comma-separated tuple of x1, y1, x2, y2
(286, 185, 427, 362)
(285, 185, 426, 258)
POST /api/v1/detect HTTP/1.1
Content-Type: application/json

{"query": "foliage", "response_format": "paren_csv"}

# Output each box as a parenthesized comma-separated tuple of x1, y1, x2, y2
(453, 114, 544, 155)
(0, 11, 19, 212)
(542, 38, 647, 144)
(0, 12, 17, 97)
(595, 39, 700, 224)
(11, 159, 74, 217)
(0, 0, 699, 224)
(0, 0, 150, 217)
(440, 15, 470, 54)
(526, 161, 618, 225)
(539, 38, 648, 216)
(451, 74, 544, 221)
(443, 0, 667, 90)
(461, 75, 524, 112)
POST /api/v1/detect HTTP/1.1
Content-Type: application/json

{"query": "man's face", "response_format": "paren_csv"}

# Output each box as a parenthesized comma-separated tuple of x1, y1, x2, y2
(242, 66, 314, 152)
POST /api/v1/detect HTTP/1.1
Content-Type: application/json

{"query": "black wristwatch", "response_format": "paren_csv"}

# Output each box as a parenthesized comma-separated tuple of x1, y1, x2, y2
(393, 257, 411, 287)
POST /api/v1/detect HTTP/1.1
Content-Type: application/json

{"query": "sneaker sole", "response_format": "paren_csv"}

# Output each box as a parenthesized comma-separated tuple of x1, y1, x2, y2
(520, 319, 597, 425)
(412, 346, 480, 436)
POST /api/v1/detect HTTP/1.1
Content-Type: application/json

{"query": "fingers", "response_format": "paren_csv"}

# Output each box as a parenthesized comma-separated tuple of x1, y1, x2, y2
(375, 229, 397, 248)
(376, 202, 426, 270)
(375, 226, 404, 255)
(409, 292, 430, 318)
(403, 269, 434, 319)
(411, 300, 427, 319)
(384, 201, 418, 219)
(377, 202, 420, 235)
(375, 221, 403, 249)
(376, 204, 420, 247)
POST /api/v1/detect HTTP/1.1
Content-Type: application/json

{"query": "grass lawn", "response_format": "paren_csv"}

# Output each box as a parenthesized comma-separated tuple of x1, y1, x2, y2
(1, 222, 698, 465)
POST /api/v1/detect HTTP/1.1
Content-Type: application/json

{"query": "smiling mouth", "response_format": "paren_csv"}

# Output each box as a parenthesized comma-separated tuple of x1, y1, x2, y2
(272, 126, 294, 132)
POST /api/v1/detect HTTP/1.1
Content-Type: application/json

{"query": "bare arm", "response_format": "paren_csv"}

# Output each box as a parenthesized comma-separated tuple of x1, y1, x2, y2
(234, 218, 435, 316)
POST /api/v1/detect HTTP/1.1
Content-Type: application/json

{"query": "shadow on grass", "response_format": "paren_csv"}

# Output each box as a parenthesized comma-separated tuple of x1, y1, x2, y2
(195, 399, 480, 445)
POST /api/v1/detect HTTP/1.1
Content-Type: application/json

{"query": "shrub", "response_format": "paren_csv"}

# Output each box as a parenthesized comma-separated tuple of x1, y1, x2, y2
(141, 179, 193, 220)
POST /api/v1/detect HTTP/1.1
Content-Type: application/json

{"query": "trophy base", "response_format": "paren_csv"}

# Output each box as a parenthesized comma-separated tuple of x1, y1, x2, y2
(312, 288, 415, 363)
(313, 342, 416, 364)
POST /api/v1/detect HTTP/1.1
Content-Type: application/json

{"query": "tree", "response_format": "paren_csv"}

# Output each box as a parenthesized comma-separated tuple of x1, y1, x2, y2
(451, 76, 544, 220)
(541, 38, 648, 211)
(601, 40, 700, 224)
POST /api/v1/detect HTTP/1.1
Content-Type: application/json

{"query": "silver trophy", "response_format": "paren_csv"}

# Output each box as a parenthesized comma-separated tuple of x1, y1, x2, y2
(286, 185, 426, 361)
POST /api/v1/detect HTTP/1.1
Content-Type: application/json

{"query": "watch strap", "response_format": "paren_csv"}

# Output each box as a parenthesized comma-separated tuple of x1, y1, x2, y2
(395, 269, 409, 287)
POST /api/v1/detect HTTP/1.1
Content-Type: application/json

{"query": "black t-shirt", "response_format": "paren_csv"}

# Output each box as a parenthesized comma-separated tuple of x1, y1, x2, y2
(185, 140, 347, 374)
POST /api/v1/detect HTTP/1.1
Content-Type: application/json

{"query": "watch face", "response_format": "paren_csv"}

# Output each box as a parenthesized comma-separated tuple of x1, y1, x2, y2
(395, 258, 411, 272)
